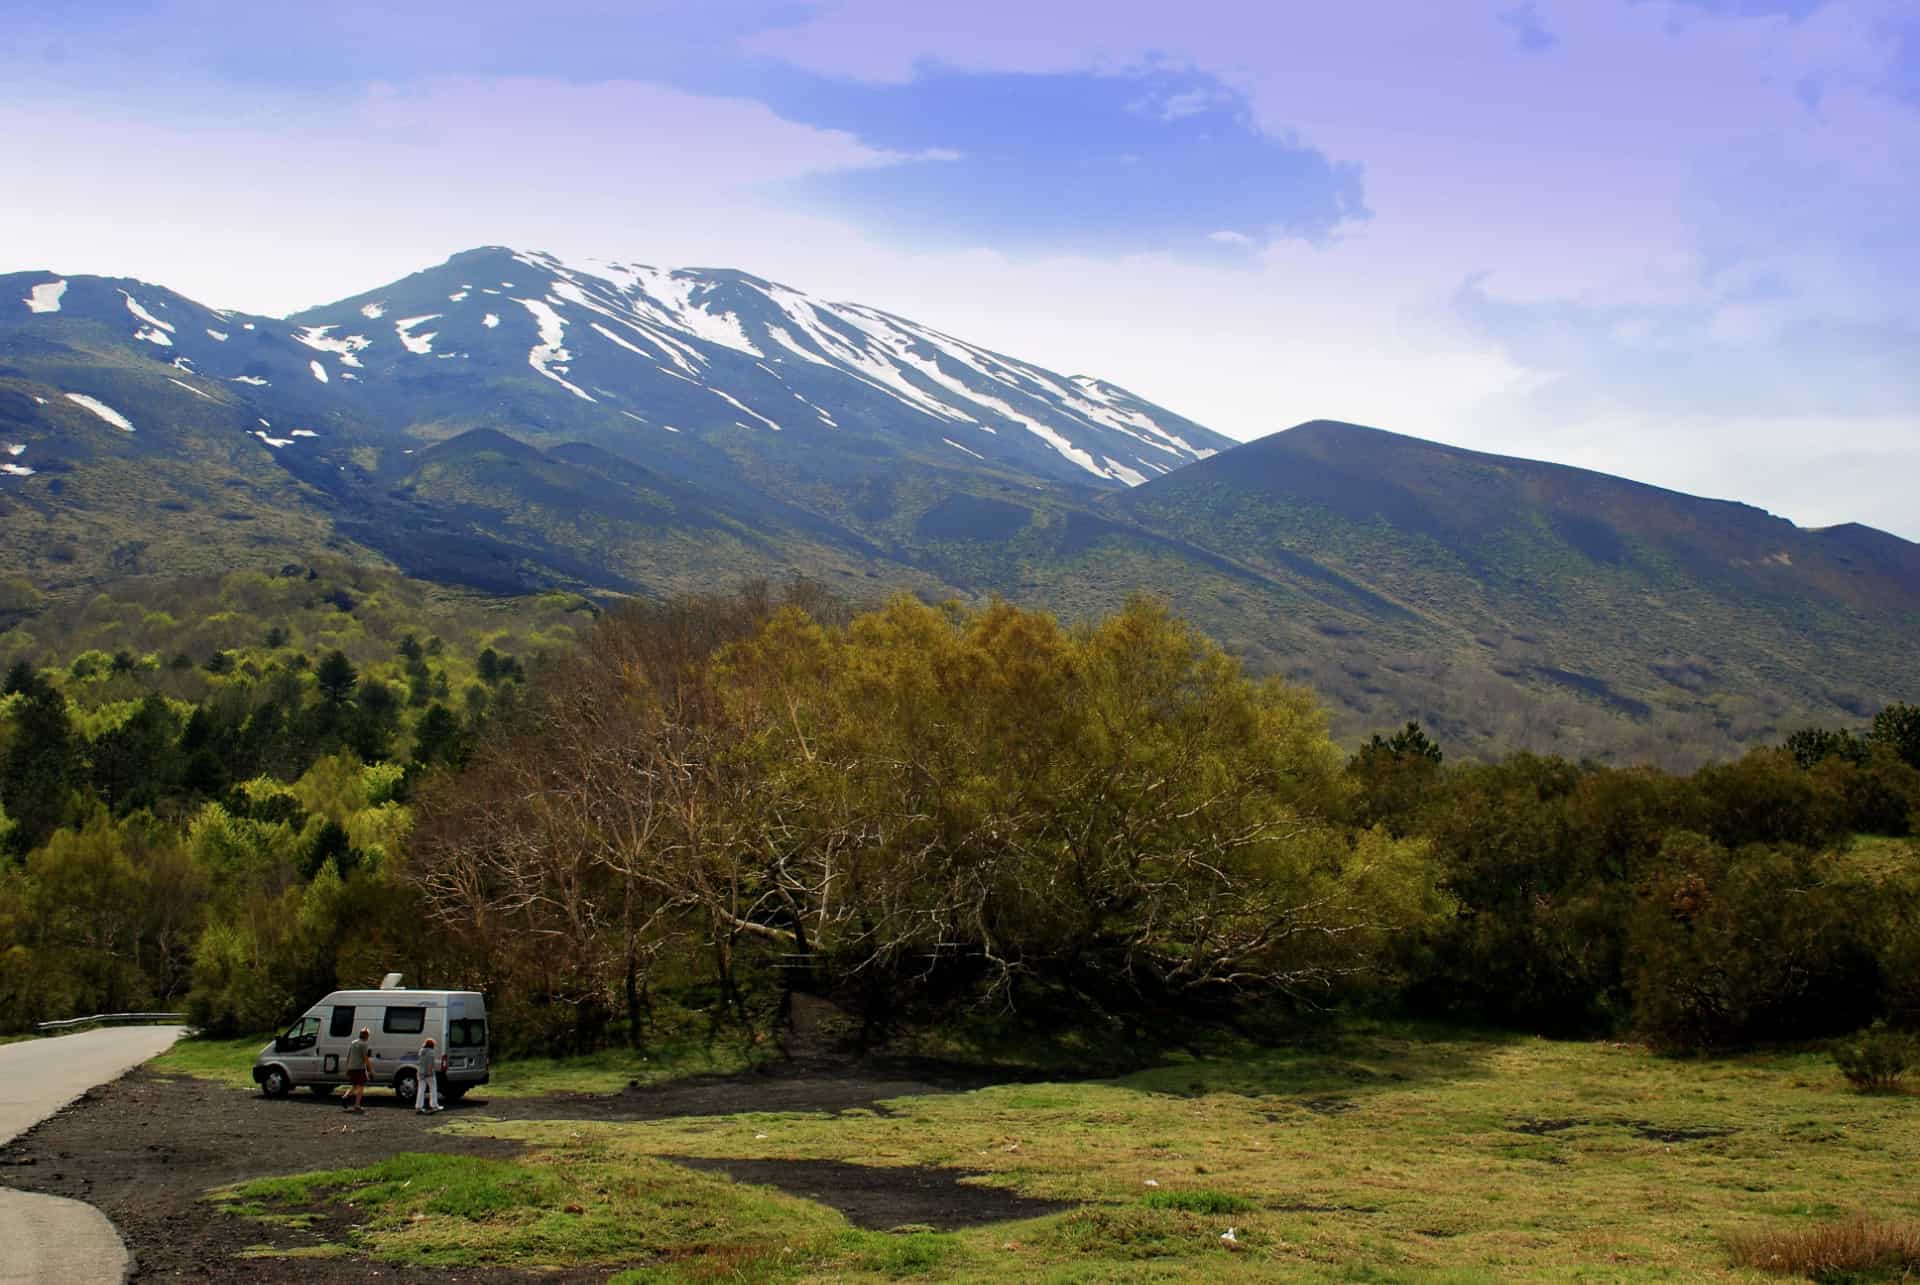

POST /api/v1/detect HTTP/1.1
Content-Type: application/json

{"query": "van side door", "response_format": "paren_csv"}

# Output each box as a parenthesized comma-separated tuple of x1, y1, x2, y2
(322, 1004, 357, 1080)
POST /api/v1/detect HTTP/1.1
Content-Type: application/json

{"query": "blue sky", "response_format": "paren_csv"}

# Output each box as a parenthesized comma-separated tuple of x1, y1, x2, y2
(3, 0, 1917, 537)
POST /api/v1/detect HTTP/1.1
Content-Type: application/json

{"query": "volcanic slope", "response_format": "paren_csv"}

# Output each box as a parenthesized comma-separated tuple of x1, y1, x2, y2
(1094, 420, 1920, 761)
(0, 249, 1229, 591)
(4, 261, 1917, 759)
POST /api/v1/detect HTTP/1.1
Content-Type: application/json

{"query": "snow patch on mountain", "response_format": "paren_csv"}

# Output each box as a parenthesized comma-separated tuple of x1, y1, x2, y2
(394, 315, 440, 355)
(516, 297, 595, 402)
(361, 302, 386, 319)
(309, 360, 329, 384)
(168, 378, 216, 401)
(708, 386, 781, 432)
(4, 444, 23, 456)
(295, 325, 368, 367)
(944, 437, 985, 460)
(121, 291, 175, 334)
(206, 328, 228, 341)
(482, 313, 500, 328)
(66, 392, 134, 431)
(590, 321, 650, 358)
(25, 280, 66, 313)
(0, 463, 32, 478)
(548, 277, 704, 374)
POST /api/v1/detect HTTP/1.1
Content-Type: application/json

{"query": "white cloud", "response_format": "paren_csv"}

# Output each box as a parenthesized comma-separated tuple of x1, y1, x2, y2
(1207, 229, 1255, 246)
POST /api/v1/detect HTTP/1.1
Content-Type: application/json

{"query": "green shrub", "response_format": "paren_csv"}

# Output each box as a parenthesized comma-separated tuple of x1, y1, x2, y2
(1832, 1022, 1920, 1093)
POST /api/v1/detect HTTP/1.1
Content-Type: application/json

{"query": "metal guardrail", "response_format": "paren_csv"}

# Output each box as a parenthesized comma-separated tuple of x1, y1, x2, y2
(35, 1011, 186, 1032)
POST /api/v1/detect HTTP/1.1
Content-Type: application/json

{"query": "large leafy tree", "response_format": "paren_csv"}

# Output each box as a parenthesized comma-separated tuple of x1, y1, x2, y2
(1870, 702, 1920, 771)
(719, 595, 1443, 1010)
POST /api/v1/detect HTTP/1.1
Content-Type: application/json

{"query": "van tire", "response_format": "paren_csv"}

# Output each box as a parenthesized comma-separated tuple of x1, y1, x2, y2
(394, 1069, 418, 1103)
(261, 1066, 291, 1098)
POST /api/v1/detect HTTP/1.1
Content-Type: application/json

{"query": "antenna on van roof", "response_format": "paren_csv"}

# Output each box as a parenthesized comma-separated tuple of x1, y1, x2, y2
(379, 972, 403, 990)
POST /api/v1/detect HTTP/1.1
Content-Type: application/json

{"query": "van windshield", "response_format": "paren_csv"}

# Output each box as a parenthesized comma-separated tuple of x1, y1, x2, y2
(448, 1019, 487, 1048)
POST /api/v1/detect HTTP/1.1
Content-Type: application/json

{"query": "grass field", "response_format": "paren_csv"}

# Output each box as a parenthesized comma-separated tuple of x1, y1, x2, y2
(215, 1022, 1920, 1281)
(150, 1031, 761, 1098)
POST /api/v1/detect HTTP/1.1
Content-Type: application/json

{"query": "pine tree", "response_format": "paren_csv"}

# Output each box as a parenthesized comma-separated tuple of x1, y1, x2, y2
(314, 650, 359, 706)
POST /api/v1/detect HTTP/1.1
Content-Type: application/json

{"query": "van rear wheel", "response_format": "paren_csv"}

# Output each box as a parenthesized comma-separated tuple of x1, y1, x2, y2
(394, 1069, 418, 1103)
(261, 1066, 291, 1098)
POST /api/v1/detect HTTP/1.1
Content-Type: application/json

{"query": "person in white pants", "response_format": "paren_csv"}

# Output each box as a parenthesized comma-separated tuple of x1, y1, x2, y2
(414, 1036, 443, 1113)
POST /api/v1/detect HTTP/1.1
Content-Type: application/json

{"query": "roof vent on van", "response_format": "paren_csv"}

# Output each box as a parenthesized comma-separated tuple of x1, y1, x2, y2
(379, 972, 404, 990)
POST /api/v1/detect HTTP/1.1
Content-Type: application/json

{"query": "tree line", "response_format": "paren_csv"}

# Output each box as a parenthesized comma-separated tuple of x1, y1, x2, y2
(3, 575, 1915, 1057)
(0, 564, 560, 1029)
(1352, 705, 1920, 1047)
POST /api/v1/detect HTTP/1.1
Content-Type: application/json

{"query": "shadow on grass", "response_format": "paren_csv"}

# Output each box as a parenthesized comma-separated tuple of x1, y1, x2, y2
(1113, 1018, 1524, 1105)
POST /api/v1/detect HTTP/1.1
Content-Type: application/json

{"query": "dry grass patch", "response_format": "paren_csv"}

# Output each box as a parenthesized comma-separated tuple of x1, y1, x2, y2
(1729, 1214, 1920, 1280)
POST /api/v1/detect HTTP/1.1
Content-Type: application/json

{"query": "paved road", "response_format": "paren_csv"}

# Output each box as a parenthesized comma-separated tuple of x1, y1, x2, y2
(0, 1026, 186, 1285)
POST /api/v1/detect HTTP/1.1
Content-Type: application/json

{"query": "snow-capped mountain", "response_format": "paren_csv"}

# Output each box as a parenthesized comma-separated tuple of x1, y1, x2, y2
(3, 247, 1230, 494)
(292, 247, 1229, 487)
(3, 250, 1917, 759)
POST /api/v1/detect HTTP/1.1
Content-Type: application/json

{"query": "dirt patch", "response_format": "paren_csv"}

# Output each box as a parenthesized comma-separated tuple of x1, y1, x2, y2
(502, 1055, 1038, 1123)
(0, 1056, 1067, 1281)
(1499, 1115, 1735, 1144)
(664, 1155, 1072, 1231)
(1297, 1096, 1360, 1116)
(1628, 1122, 1735, 1144)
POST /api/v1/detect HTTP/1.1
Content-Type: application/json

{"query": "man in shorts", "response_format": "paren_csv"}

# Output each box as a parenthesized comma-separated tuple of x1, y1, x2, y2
(345, 1026, 373, 1112)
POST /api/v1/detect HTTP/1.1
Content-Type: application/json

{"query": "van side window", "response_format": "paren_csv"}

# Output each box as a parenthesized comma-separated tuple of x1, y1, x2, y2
(383, 1006, 426, 1035)
(329, 1006, 356, 1039)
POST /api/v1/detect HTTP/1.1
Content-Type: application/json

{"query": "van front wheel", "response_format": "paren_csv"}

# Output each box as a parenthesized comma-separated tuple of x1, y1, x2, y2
(261, 1066, 291, 1098)
(394, 1069, 418, 1103)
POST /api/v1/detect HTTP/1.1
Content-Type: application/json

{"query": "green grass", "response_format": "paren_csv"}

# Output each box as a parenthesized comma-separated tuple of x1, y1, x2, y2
(1142, 1190, 1257, 1216)
(216, 1020, 1920, 1280)
(482, 1034, 762, 1099)
(148, 1030, 761, 1098)
(148, 1034, 267, 1088)
(219, 1150, 858, 1276)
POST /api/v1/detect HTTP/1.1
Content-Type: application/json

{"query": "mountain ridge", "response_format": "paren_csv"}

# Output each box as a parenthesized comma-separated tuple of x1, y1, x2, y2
(4, 252, 1917, 763)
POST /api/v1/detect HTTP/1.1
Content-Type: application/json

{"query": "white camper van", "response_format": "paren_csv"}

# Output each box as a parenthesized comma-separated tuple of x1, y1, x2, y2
(252, 977, 489, 1102)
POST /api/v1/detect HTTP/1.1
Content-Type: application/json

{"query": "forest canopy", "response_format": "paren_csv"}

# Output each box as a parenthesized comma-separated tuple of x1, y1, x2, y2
(1, 570, 1916, 1056)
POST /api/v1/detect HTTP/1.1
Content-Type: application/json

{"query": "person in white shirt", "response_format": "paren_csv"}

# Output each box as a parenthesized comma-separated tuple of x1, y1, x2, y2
(414, 1036, 443, 1114)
